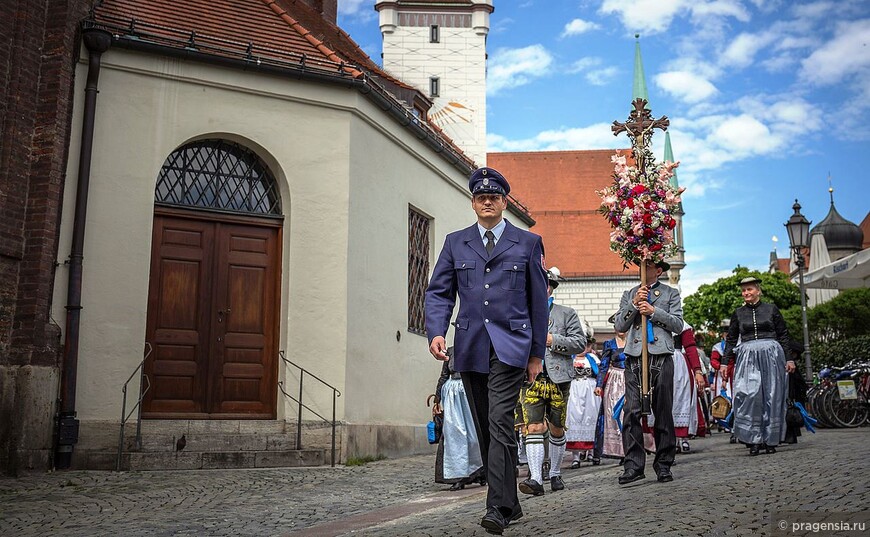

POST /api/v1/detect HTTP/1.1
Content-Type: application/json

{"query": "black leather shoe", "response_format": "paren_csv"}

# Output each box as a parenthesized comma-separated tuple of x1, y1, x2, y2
(550, 475, 565, 491)
(765, 445, 777, 454)
(749, 444, 760, 456)
(508, 507, 524, 525)
(480, 508, 508, 535)
(449, 482, 465, 491)
(591, 457, 601, 466)
(518, 478, 545, 496)
(656, 467, 673, 483)
(618, 468, 646, 485)
(729, 434, 737, 444)
(569, 460, 581, 469)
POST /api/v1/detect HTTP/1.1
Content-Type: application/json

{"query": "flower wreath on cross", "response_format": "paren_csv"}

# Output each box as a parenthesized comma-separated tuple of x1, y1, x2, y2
(597, 146, 683, 269)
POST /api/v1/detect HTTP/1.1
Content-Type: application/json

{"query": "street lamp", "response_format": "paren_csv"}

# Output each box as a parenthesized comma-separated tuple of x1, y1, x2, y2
(784, 199, 813, 381)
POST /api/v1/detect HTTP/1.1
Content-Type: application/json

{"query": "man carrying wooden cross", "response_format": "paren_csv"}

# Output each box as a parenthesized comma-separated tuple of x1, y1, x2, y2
(613, 259, 683, 485)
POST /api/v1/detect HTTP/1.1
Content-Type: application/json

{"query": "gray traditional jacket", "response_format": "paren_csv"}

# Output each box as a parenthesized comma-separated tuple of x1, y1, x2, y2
(614, 282, 683, 357)
(543, 303, 586, 384)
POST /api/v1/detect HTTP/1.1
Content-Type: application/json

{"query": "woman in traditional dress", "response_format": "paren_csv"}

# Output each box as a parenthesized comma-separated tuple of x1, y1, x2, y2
(434, 348, 485, 489)
(594, 317, 626, 462)
(719, 277, 794, 455)
(709, 320, 736, 440)
(566, 326, 601, 467)
(671, 322, 707, 452)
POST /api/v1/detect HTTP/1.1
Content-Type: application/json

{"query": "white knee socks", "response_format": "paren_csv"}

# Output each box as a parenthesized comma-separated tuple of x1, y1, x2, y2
(526, 433, 545, 484)
(549, 434, 566, 477)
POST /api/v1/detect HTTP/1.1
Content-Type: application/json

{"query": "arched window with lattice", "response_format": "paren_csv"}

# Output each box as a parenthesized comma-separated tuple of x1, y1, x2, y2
(155, 139, 281, 216)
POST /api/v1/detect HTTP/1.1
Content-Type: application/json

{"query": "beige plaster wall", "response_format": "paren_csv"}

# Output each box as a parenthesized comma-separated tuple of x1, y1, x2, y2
(53, 48, 355, 422)
(53, 45, 524, 437)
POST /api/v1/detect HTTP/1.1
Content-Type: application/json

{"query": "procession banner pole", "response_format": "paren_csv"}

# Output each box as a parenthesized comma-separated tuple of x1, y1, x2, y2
(602, 95, 681, 418)
(640, 261, 651, 415)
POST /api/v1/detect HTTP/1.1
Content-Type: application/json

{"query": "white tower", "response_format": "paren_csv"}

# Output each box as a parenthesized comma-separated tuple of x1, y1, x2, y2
(375, 0, 492, 165)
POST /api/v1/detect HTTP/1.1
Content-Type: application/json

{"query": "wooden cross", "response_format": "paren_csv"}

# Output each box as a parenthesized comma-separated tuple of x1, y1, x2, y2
(611, 98, 670, 171)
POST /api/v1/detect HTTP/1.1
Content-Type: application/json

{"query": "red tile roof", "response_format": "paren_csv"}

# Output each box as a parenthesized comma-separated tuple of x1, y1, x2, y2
(861, 211, 870, 250)
(488, 149, 634, 278)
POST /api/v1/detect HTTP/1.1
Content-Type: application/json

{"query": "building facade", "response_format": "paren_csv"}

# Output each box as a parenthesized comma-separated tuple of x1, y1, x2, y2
(2, 0, 535, 473)
(376, 0, 492, 165)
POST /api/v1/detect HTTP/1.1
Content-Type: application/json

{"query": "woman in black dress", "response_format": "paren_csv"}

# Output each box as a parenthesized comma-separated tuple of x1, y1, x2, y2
(719, 277, 795, 455)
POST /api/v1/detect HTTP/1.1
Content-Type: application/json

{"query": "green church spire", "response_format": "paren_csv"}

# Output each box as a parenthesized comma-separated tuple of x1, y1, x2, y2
(663, 131, 683, 214)
(632, 34, 649, 105)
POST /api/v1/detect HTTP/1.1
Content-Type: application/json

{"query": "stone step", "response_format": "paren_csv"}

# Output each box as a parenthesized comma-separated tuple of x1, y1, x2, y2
(138, 419, 290, 436)
(76, 449, 327, 471)
(129, 432, 304, 452)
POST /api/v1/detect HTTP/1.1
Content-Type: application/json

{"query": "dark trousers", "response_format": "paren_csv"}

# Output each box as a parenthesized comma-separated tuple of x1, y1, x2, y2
(462, 353, 526, 517)
(593, 400, 604, 460)
(622, 353, 676, 473)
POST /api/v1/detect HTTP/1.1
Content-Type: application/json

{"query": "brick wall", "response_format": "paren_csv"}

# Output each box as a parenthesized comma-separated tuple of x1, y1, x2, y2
(0, 0, 95, 474)
(0, 0, 93, 365)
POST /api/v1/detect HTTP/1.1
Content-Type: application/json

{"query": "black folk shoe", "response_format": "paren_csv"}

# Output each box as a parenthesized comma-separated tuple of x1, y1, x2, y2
(656, 467, 674, 482)
(618, 468, 646, 485)
(480, 508, 508, 535)
(518, 478, 545, 496)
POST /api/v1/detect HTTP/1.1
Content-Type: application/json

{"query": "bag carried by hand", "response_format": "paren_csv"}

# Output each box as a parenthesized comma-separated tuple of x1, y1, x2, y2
(427, 413, 443, 444)
(426, 393, 443, 444)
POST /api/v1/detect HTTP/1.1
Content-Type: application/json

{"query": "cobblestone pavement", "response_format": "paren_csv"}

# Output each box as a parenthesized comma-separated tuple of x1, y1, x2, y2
(1, 428, 868, 537)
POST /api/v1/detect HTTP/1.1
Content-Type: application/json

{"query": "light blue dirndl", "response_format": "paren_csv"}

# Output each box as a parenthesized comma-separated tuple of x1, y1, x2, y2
(441, 378, 483, 480)
(732, 339, 788, 446)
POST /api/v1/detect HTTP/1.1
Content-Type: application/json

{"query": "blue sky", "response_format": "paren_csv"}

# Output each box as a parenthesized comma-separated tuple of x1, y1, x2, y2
(337, 0, 870, 296)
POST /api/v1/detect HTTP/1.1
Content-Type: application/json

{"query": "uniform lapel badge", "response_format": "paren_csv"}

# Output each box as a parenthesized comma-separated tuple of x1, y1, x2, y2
(654, 290, 661, 297)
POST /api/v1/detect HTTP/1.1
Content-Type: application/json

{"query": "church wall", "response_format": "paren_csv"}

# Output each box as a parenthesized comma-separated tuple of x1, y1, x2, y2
(52, 47, 361, 425)
(51, 43, 504, 461)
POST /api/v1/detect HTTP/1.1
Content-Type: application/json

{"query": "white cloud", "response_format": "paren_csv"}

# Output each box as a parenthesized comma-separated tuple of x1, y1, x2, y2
(338, 0, 371, 16)
(691, 0, 751, 21)
(712, 115, 773, 154)
(655, 71, 718, 103)
(720, 32, 777, 69)
(568, 57, 602, 74)
(487, 123, 622, 152)
(599, 0, 690, 34)
(487, 45, 554, 95)
(586, 67, 619, 86)
(800, 19, 870, 85)
(680, 266, 734, 297)
(561, 18, 601, 37)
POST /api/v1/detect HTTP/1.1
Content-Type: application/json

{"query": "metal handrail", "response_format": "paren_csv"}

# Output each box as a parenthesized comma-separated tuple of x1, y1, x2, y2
(278, 351, 341, 467)
(116, 342, 152, 471)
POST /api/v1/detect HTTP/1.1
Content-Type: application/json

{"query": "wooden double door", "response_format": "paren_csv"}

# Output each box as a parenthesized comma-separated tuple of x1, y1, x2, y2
(143, 209, 281, 418)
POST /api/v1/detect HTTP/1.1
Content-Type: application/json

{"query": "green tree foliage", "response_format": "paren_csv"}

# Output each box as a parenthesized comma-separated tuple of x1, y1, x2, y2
(683, 266, 801, 335)
(811, 335, 870, 369)
(806, 288, 870, 343)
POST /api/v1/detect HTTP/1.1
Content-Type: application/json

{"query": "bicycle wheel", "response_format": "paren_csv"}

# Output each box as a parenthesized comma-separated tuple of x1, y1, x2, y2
(820, 387, 841, 428)
(826, 385, 864, 428)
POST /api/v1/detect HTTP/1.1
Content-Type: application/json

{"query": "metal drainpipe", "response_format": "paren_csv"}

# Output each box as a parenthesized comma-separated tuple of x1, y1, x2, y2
(55, 27, 112, 470)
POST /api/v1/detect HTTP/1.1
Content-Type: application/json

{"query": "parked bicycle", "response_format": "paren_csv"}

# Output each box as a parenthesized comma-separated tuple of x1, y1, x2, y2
(806, 360, 870, 428)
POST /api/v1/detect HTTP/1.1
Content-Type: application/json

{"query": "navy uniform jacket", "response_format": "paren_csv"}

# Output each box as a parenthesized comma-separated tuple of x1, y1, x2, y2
(425, 219, 549, 374)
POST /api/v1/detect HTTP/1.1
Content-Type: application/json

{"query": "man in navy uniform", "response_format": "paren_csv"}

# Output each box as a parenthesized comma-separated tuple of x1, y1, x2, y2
(613, 259, 683, 486)
(426, 167, 549, 535)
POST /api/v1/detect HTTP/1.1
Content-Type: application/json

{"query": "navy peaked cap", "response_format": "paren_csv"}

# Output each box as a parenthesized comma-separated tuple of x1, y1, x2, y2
(469, 167, 510, 196)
